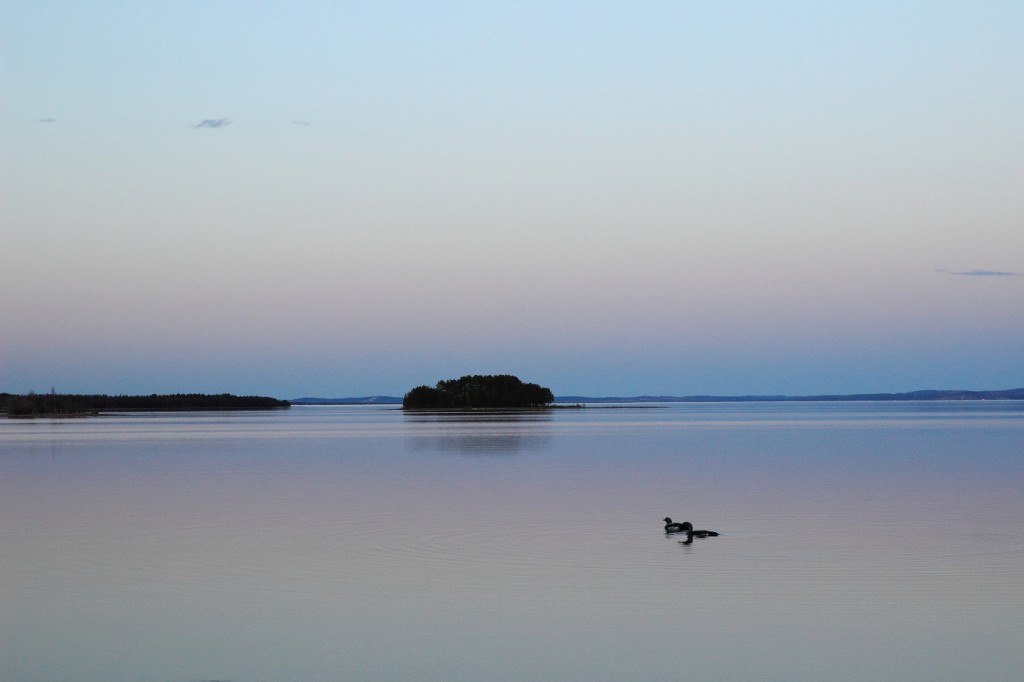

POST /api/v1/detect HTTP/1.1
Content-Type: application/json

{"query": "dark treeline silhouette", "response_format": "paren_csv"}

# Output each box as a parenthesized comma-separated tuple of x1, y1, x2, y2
(403, 375, 554, 409)
(2, 392, 289, 416)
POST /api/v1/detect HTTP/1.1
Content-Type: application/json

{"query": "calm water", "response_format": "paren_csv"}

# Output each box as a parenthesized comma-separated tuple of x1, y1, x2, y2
(2, 402, 1023, 681)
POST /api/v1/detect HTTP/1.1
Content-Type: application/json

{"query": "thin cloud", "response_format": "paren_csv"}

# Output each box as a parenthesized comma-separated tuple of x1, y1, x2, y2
(291, 120, 312, 127)
(939, 268, 1022, 278)
(34, 118, 57, 123)
(192, 118, 231, 129)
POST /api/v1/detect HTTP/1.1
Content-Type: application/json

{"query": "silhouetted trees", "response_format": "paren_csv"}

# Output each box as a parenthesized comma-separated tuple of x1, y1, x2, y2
(402, 375, 554, 409)
(2, 392, 289, 416)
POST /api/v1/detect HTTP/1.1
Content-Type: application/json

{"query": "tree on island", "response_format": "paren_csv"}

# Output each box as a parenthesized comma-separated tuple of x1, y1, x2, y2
(402, 375, 554, 409)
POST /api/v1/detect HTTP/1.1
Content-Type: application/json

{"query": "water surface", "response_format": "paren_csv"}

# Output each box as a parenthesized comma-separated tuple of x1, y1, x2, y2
(2, 402, 1022, 681)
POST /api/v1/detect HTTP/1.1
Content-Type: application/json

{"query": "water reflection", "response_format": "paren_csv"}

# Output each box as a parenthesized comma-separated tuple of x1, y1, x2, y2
(404, 410, 553, 455)
(402, 409, 555, 423)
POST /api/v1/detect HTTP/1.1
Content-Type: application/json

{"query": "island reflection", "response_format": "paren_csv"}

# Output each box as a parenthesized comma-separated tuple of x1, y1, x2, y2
(404, 410, 553, 455)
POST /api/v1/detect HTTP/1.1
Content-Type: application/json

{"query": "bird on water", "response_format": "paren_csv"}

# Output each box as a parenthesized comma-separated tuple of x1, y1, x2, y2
(663, 517, 688, 532)
(663, 517, 719, 544)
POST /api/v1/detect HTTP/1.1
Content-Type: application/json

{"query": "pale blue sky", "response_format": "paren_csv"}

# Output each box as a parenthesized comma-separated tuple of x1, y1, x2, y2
(2, 1, 1022, 398)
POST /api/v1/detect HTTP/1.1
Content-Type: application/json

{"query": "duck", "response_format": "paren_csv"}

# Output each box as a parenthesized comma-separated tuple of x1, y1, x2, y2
(663, 517, 688, 533)
(663, 517, 719, 542)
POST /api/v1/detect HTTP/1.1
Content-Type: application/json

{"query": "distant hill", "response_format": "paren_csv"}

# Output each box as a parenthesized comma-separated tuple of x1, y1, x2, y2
(291, 396, 403, 405)
(554, 388, 1024, 403)
(291, 388, 1024, 405)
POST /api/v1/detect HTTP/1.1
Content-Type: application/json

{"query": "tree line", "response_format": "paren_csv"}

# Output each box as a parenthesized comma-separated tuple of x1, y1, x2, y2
(402, 375, 554, 409)
(2, 392, 289, 416)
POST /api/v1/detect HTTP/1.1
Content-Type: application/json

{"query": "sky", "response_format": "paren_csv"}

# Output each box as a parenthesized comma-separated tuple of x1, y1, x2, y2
(2, 1, 1022, 399)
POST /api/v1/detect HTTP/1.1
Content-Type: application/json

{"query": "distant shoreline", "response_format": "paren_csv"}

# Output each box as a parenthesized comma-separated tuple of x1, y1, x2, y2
(2, 393, 290, 417)
(5, 388, 1021, 417)
(293, 387, 1024, 405)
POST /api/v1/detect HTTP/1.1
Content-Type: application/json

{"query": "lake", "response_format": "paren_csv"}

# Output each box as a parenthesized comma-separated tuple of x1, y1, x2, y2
(2, 402, 1023, 681)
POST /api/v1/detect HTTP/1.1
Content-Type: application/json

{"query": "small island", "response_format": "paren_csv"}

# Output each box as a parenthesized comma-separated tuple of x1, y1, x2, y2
(402, 375, 554, 409)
